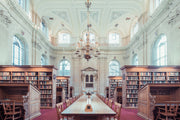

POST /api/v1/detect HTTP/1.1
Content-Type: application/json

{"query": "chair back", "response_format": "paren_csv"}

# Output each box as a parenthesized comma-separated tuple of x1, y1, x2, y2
(166, 103, 179, 115)
(2, 100, 16, 115)
(108, 99, 113, 108)
(66, 99, 70, 107)
(2, 100, 21, 120)
(114, 102, 122, 120)
(105, 98, 109, 104)
(56, 102, 63, 120)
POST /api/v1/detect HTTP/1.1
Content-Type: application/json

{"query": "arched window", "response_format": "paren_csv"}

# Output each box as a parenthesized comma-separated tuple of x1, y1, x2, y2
(153, 34, 167, 65)
(16, 0, 30, 12)
(90, 75, 93, 82)
(155, 0, 163, 8)
(109, 59, 120, 76)
(12, 36, 25, 65)
(83, 32, 95, 44)
(41, 55, 47, 65)
(109, 32, 120, 44)
(86, 75, 89, 82)
(132, 54, 138, 65)
(59, 59, 70, 76)
(41, 20, 49, 37)
(58, 32, 70, 44)
(131, 23, 139, 39)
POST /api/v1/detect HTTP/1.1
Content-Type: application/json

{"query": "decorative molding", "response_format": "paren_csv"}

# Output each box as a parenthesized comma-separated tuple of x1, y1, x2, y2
(168, 9, 180, 25)
(32, 41, 42, 50)
(0, 10, 11, 27)
(52, 11, 69, 23)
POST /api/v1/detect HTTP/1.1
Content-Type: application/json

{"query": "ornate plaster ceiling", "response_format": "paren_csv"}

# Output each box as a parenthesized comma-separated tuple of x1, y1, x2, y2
(31, 0, 147, 49)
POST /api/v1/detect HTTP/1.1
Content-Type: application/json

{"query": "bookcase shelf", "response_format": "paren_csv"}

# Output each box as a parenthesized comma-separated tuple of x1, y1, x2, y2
(0, 65, 57, 108)
(121, 65, 180, 108)
(56, 76, 70, 103)
(109, 76, 122, 103)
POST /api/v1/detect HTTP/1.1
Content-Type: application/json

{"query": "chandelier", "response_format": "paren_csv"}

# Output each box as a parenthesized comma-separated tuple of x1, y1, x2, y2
(74, 0, 100, 61)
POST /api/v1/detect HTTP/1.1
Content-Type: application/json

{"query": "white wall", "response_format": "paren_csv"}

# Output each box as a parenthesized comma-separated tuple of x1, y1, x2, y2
(0, 0, 180, 96)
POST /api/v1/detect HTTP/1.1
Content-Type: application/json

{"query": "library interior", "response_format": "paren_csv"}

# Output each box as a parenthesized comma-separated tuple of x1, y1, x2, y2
(0, 0, 180, 120)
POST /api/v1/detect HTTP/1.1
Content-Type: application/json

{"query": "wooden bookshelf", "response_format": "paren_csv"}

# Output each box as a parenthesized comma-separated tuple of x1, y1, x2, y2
(56, 87, 65, 103)
(0, 83, 41, 119)
(56, 76, 70, 100)
(0, 65, 57, 108)
(114, 87, 122, 104)
(138, 83, 180, 120)
(109, 76, 122, 99)
(121, 65, 180, 108)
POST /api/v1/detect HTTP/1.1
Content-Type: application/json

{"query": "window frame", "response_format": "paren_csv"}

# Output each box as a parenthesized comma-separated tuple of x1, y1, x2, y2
(109, 32, 120, 44)
(153, 34, 167, 66)
(58, 32, 71, 44)
(109, 59, 120, 76)
(59, 59, 71, 76)
(132, 54, 138, 65)
(12, 36, 25, 65)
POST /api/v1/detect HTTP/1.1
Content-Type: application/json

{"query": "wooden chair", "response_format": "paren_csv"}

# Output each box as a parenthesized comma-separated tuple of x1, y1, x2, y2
(108, 99, 113, 108)
(2, 100, 22, 120)
(66, 99, 70, 107)
(114, 102, 121, 120)
(56, 102, 64, 120)
(156, 103, 179, 120)
(105, 98, 109, 105)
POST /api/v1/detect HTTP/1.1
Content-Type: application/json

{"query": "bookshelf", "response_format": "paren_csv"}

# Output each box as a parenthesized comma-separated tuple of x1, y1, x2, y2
(109, 76, 122, 99)
(56, 87, 65, 103)
(56, 76, 70, 100)
(138, 83, 180, 120)
(0, 65, 57, 108)
(0, 83, 41, 119)
(114, 87, 122, 104)
(121, 65, 180, 108)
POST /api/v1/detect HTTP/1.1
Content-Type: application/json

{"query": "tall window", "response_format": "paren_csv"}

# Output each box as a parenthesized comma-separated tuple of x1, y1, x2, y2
(153, 34, 167, 65)
(90, 75, 93, 82)
(132, 54, 138, 65)
(131, 23, 139, 38)
(86, 75, 89, 82)
(155, 0, 163, 8)
(41, 21, 49, 37)
(41, 55, 47, 65)
(109, 33, 120, 44)
(58, 33, 70, 44)
(17, 0, 30, 13)
(12, 36, 25, 65)
(59, 59, 70, 76)
(83, 32, 95, 44)
(109, 59, 120, 76)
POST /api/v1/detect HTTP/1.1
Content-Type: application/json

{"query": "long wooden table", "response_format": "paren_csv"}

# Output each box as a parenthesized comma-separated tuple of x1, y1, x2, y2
(61, 94, 116, 119)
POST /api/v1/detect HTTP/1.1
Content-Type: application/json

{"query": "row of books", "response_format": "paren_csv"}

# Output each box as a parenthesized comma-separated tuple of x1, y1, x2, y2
(127, 81, 139, 85)
(126, 85, 139, 89)
(127, 76, 139, 80)
(39, 77, 51, 80)
(127, 98, 138, 102)
(127, 72, 179, 76)
(39, 81, 52, 85)
(126, 94, 138, 98)
(126, 89, 138, 93)
(0, 72, 10, 76)
(40, 90, 52, 94)
(40, 85, 52, 89)
(41, 94, 52, 98)
(0, 76, 10, 80)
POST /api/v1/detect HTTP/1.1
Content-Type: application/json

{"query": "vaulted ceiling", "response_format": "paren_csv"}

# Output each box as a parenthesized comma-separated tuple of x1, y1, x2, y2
(31, 0, 147, 48)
